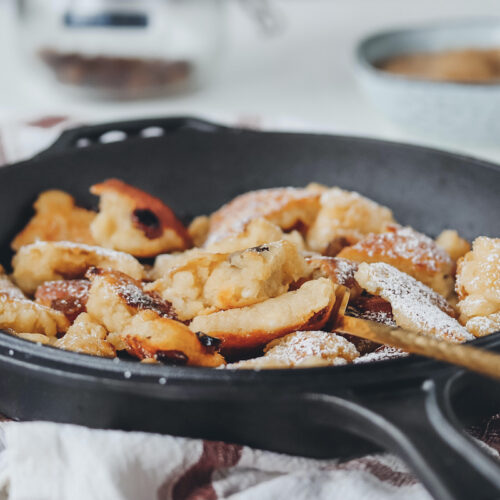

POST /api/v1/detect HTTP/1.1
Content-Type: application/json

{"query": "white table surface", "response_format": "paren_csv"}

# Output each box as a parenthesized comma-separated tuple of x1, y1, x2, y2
(1, 0, 500, 163)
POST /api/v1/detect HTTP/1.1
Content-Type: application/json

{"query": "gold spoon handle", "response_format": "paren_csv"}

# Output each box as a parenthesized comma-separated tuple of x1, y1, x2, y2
(336, 316, 500, 380)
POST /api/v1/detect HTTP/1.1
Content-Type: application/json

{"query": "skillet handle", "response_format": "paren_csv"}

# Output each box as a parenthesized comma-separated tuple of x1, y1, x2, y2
(37, 116, 233, 157)
(307, 378, 500, 500)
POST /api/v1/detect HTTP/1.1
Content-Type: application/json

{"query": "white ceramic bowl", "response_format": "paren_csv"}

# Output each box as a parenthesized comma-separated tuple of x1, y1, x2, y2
(355, 19, 500, 146)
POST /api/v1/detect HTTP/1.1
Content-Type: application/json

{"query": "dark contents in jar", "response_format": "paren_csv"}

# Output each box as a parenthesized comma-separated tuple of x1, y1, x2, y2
(377, 48, 500, 84)
(39, 49, 192, 93)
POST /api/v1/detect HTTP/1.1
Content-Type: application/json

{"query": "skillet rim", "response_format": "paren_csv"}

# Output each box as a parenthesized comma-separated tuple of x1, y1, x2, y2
(0, 122, 499, 385)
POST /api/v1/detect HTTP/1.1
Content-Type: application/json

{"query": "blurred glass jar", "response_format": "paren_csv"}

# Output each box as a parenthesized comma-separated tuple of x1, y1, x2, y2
(16, 0, 225, 99)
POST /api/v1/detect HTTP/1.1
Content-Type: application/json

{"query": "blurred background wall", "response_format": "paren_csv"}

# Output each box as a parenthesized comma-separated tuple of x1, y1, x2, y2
(0, 0, 499, 159)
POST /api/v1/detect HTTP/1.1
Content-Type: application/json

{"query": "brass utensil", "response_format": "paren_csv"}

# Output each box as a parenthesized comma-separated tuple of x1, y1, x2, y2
(335, 314, 500, 380)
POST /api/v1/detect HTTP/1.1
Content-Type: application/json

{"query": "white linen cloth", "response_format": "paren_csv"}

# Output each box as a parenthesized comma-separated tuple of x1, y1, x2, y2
(0, 115, 497, 500)
(0, 421, 431, 500)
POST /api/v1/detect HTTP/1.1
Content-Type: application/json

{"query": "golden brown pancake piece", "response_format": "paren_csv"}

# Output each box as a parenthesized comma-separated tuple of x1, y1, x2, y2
(355, 262, 472, 343)
(339, 225, 455, 298)
(456, 237, 500, 337)
(90, 179, 191, 257)
(11, 190, 96, 251)
(85, 268, 223, 366)
(205, 187, 322, 247)
(189, 278, 336, 352)
(147, 240, 309, 321)
(35, 280, 90, 322)
(55, 313, 115, 357)
(227, 330, 359, 369)
(306, 187, 395, 253)
(12, 241, 143, 295)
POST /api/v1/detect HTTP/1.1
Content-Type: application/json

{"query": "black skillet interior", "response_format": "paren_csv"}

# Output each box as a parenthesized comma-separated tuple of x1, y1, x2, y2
(0, 117, 499, 500)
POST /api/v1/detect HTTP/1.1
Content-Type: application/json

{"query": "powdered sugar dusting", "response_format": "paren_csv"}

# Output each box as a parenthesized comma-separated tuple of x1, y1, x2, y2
(330, 257, 358, 286)
(206, 187, 320, 245)
(307, 256, 359, 288)
(355, 262, 473, 343)
(466, 312, 500, 337)
(0, 274, 25, 300)
(347, 306, 396, 326)
(35, 280, 90, 321)
(27, 240, 127, 259)
(350, 226, 451, 272)
(354, 345, 409, 364)
(226, 330, 359, 369)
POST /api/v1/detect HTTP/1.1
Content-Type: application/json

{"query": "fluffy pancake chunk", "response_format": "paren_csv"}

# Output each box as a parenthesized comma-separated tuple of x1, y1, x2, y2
(456, 237, 500, 320)
(148, 241, 309, 321)
(339, 225, 454, 298)
(54, 313, 115, 357)
(188, 215, 210, 247)
(205, 217, 305, 254)
(12, 241, 143, 294)
(85, 268, 223, 365)
(11, 190, 95, 251)
(0, 293, 69, 336)
(306, 188, 395, 253)
(436, 230, 471, 262)
(90, 179, 191, 257)
(0, 265, 25, 300)
(355, 262, 472, 343)
(227, 330, 359, 369)
(465, 312, 500, 338)
(35, 280, 90, 322)
(456, 237, 500, 336)
(150, 248, 226, 282)
(205, 187, 322, 247)
(189, 278, 336, 351)
(147, 250, 227, 321)
(85, 268, 177, 334)
(123, 311, 224, 366)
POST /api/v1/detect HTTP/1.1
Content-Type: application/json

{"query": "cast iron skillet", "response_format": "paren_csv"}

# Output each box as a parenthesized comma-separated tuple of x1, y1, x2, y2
(0, 117, 499, 500)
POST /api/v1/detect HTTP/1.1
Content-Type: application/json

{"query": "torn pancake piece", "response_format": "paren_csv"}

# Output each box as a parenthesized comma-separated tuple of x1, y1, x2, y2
(456, 237, 500, 323)
(0, 265, 25, 300)
(12, 241, 143, 294)
(11, 190, 96, 251)
(35, 280, 90, 322)
(188, 215, 210, 247)
(465, 312, 500, 338)
(205, 187, 322, 247)
(54, 312, 115, 357)
(123, 311, 224, 367)
(227, 330, 359, 369)
(339, 225, 455, 298)
(354, 262, 472, 343)
(90, 179, 191, 257)
(204, 217, 305, 254)
(436, 229, 471, 262)
(189, 278, 336, 351)
(306, 187, 395, 253)
(0, 293, 69, 336)
(85, 268, 177, 334)
(148, 241, 309, 321)
(306, 256, 362, 299)
(455, 237, 500, 337)
(85, 268, 223, 366)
